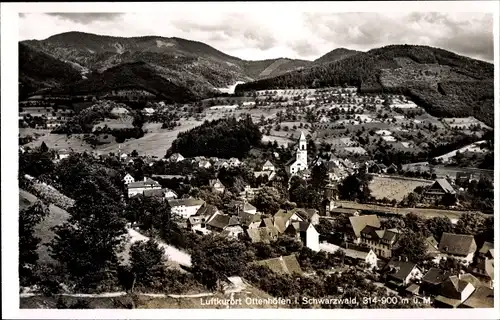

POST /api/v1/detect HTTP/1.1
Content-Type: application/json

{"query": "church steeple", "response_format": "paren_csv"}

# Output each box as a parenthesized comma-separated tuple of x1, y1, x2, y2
(297, 131, 307, 164)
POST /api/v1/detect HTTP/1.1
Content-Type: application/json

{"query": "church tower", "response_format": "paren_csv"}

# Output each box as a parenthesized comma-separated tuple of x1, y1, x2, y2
(296, 131, 308, 165)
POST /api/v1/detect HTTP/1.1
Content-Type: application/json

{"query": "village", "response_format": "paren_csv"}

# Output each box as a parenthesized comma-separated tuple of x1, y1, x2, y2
(18, 86, 494, 309)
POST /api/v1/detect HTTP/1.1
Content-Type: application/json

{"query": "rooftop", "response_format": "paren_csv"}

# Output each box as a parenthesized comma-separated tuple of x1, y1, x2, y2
(438, 233, 476, 256)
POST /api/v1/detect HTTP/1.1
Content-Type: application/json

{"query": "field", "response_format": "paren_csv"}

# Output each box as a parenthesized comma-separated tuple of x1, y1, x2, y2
(368, 175, 434, 202)
(19, 189, 70, 264)
(434, 140, 488, 163)
(442, 117, 491, 130)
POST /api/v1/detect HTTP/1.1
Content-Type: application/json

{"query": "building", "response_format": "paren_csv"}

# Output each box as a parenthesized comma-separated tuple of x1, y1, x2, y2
(455, 172, 472, 187)
(359, 226, 400, 259)
(254, 254, 303, 276)
(424, 236, 441, 258)
(460, 286, 494, 308)
(262, 160, 276, 172)
(206, 213, 243, 239)
(229, 200, 257, 215)
(295, 208, 320, 226)
(273, 209, 305, 233)
(209, 178, 226, 193)
(471, 241, 494, 288)
(57, 149, 71, 160)
(127, 177, 162, 197)
(342, 247, 378, 270)
(424, 179, 455, 202)
(284, 221, 320, 251)
(199, 160, 212, 169)
(383, 257, 423, 287)
(421, 268, 453, 296)
(123, 173, 135, 185)
(246, 226, 280, 244)
(169, 153, 185, 162)
(345, 214, 381, 244)
(228, 158, 241, 167)
(438, 233, 477, 265)
(196, 203, 221, 219)
(168, 198, 205, 219)
(434, 275, 476, 308)
(285, 131, 308, 176)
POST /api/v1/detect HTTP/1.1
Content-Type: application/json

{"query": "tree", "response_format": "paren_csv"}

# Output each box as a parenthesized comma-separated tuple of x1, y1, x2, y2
(311, 163, 328, 191)
(440, 193, 457, 207)
(455, 212, 486, 236)
(425, 216, 453, 241)
(130, 149, 139, 157)
(338, 172, 372, 202)
(251, 187, 283, 215)
(19, 201, 49, 287)
(130, 240, 166, 290)
(49, 181, 127, 292)
(40, 141, 49, 153)
(393, 231, 429, 263)
(403, 213, 430, 236)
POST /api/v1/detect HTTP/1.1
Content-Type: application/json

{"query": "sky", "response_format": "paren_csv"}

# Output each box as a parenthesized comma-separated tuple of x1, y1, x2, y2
(18, 10, 494, 62)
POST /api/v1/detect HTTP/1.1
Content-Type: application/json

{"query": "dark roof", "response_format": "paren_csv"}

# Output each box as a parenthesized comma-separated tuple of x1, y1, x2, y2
(461, 286, 494, 308)
(295, 208, 319, 220)
(196, 203, 219, 217)
(422, 268, 451, 285)
(438, 233, 476, 256)
(143, 189, 165, 198)
(128, 178, 161, 189)
(228, 216, 240, 226)
(430, 178, 455, 194)
(286, 221, 311, 234)
(239, 212, 261, 227)
(383, 258, 419, 282)
(254, 254, 303, 275)
(447, 276, 471, 293)
(206, 214, 230, 230)
(459, 273, 481, 288)
(349, 215, 381, 238)
(406, 284, 420, 294)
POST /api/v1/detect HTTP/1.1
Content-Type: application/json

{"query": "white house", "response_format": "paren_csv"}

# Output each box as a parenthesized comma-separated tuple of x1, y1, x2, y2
(435, 275, 477, 308)
(199, 160, 212, 169)
(383, 258, 424, 287)
(285, 131, 308, 176)
(123, 173, 135, 185)
(169, 153, 185, 162)
(438, 233, 477, 266)
(163, 188, 178, 200)
(262, 160, 276, 172)
(285, 221, 319, 252)
(127, 178, 162, 197)
(58, 149, 71, 160)
(273, 209, 305, 233)
(168, 198, 206, 219)
(209, 178, 226, 193)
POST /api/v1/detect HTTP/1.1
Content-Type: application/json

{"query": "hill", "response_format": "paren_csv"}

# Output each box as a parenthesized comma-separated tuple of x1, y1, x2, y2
(20, 32, 313, 99)
(314, 47, 361, 64)
(19, 43, 83, 99)
(235, 45, 494, 126)
(19, 189, 70, 264)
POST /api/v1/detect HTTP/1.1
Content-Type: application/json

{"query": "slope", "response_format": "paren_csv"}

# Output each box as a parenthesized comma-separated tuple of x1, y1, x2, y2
(19, 43, 83, 98)
(235, 44, 494, 126)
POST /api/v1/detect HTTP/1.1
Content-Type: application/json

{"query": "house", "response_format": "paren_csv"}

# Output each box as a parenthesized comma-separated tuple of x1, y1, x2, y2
(424, 235, 441, 258)
(127, 177, 162, 197)
(421, 268, 453, 296)
(345, 214, 381, 244)
(247, 226, 279, 244)
(342, 246, 378, 269)
(196, 203, 220, 220)
(163, 188, 178, 200)
(187, 216, 211, 235)
(169, 153, 185, 162)
(206, 213, 244, 239)
(295, 208, 320, 225)
(459, 286, 494, 308)
(284, 221, 320, 251)
(209, 178, 226, 193)
(253, 171, 276, 183)
(423, 179, 455, 202)
(262, 160, 276, 172)
(273, 209, 305, 233)
(239, 212, 262, 230)
(143, 107, 155, 115)
(383, 257, 423, 287)
(359, 227, 400, 259)
(123, 173, 135, 185)
(57, 149, 71, 160)
(168, 198, 205, 219)
(455, 172, 472, 187)
(214, 159, 230, 169)
(254, 254, 303, 276)
(438, 233, 477, 265)
(434, 275, 476, 308)
(285, 131, 308, 176)
(228, 158, 241, 167)
(199, 160, 212, 169)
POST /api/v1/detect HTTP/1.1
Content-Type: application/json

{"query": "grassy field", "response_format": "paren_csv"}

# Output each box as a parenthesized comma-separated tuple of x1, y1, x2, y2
(368, 176, 434, 202)
(19, 189, 70, 264)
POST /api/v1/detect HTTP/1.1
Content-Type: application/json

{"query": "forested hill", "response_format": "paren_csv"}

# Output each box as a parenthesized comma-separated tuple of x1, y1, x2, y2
(314, 48, 361, 64)
(235, 45, 494, 126)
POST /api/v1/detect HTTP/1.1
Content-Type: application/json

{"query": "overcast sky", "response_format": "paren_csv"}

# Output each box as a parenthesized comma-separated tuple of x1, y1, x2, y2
(18, 11, 494, 62)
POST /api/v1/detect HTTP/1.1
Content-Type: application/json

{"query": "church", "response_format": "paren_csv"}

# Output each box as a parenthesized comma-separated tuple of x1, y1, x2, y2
(285, 131, 308, 176)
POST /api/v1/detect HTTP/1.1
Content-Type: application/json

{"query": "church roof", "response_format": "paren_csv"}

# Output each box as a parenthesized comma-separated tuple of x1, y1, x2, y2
(299, 131, 306, 141)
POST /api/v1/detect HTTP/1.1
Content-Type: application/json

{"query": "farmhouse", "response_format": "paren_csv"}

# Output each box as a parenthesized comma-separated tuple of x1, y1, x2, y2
(168, 198, 205, 219)
(438, 233, 477, 265)
(460, 286, 495, 308)
(423, 179, 455, 202)
(342, 246, 378, 270)
(285, 131, 308, 176)
(127, 177, 162, 197)
(345, 214, 381, 245)
(421, 268, 453, 296)
(284, 221, 320, 251)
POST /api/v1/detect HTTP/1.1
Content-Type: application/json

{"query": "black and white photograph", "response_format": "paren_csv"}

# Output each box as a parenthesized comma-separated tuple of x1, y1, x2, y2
(1, 1, 499, 319)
